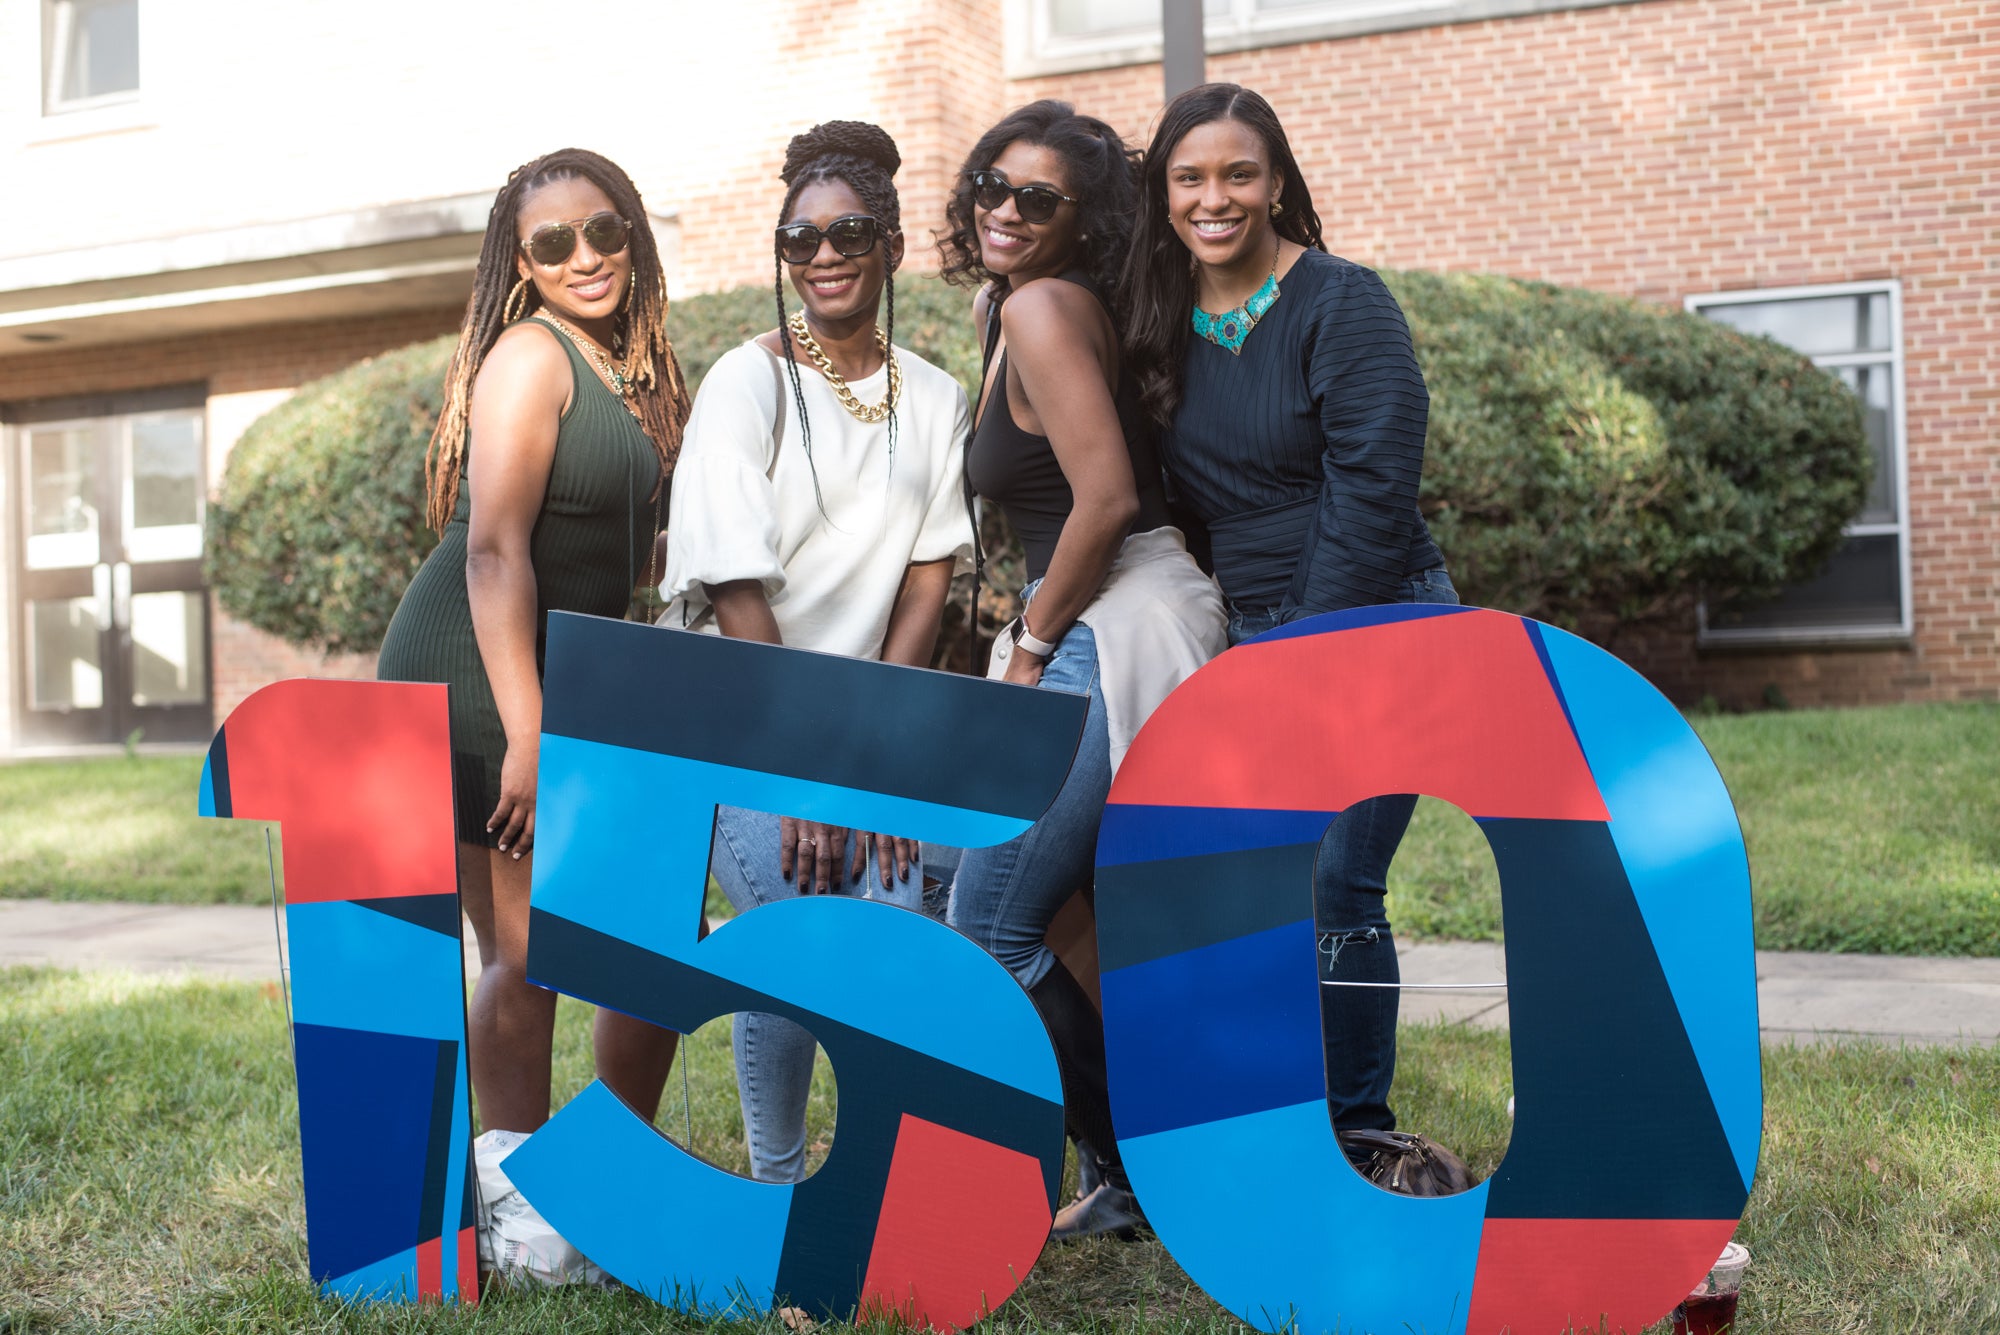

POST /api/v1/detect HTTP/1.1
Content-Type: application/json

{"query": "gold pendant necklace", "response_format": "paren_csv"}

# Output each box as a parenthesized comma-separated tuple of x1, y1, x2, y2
(538, 313, 632, 397)
(788, 311, 900, 423)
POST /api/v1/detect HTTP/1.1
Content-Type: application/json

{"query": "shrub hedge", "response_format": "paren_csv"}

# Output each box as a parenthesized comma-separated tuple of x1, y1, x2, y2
(206, 270, 1867, 657)
(205, 338, 447, 655)
(1395, 270, 1868, 637)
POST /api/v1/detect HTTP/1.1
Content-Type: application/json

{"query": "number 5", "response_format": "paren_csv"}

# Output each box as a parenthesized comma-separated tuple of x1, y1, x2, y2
(502, 613, 1089, 1328)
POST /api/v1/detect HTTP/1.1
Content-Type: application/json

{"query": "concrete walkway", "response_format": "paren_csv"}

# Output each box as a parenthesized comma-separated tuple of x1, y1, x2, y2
(5, 899, 1998, 1047)
(1393, 940, 2000, 1046)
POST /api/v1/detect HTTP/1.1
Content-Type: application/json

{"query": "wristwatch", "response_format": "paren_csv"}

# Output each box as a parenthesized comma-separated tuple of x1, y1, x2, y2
(1013, 620, 1058, 659)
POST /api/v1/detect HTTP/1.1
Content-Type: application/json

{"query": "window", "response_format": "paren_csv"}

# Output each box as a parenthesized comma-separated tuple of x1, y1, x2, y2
(1688, 282, 1909, 643)
(7, 386, 211, 747)
(1045, 0, 1451, 41)
(1020, 0, 1535, 74)
(42, 0, 139, 116)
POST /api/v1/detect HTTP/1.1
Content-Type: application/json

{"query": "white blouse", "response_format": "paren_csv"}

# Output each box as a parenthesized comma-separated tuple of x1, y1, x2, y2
(662, 338, 975, 660)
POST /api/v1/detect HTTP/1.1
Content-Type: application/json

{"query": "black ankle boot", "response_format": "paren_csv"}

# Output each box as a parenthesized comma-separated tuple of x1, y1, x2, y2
(1050, 1174, 1148, 1242)
(1071, 1139, 1105, 1202)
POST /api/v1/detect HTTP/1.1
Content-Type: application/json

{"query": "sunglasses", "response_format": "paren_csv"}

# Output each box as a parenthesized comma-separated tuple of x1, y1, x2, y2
(519, 211, 633, 267)
(970, 170, 1078, 225)
(775, 214, 883, 265)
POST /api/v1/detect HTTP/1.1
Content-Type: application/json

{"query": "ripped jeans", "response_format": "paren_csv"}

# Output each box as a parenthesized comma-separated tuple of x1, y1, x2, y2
(1228, 566, 1458, 1132)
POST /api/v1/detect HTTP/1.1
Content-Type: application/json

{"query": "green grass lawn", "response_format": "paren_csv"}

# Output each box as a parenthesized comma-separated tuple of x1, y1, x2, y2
(1385, 701, 2000, 956)
(1, 701, 1995, 955)
(0, 756, 273, 905)
(3, 968, 1995, 1334)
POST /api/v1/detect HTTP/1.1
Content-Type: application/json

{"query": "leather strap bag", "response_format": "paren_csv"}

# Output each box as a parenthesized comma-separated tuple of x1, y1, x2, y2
(1337, 1129, 1477, 1197)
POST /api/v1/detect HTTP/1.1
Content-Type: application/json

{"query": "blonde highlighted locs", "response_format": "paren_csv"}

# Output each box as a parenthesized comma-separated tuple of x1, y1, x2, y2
(424, 148, 692, 532)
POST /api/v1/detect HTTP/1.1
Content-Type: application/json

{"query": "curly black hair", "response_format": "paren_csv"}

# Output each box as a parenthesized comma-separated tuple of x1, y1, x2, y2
(937, 99, 1137, 301)
(773, 120, 903, 491)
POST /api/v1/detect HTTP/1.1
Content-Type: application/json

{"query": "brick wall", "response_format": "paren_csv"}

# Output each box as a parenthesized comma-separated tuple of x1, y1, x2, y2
(677, 0, 1007, 292)
(1013, 0, 1998, 707)
(0, 308, 462, 404)
(210, 612, 378, 724)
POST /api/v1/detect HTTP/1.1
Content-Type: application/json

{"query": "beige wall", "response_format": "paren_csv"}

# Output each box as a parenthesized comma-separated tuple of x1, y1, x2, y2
(3, 0, 1007, 295)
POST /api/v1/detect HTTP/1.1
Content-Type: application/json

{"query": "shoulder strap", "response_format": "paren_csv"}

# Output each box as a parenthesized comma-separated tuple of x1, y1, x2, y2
(958, 294, 1007, 672)
(763, 343, 788, 481)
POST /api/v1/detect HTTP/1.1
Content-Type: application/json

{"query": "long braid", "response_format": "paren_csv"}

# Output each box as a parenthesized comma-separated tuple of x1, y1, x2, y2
(883, 270, 897, 469)
(773, 253, 823, 511)
(424, 147, 691, 532)
(773, 121, 904, 500)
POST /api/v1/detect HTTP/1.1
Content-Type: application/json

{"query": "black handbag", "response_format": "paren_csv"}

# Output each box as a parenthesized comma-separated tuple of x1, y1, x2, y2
(1338, 1129, 1477, 1197)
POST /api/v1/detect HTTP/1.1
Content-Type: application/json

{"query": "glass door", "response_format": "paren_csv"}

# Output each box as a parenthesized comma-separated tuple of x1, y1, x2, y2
(12, 398, 211, 747)
(17, 420, 113, 744)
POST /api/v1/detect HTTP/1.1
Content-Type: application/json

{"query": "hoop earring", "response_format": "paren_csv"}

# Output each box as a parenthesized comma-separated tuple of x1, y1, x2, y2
(503, 278, 532, 323)
(1270, 199, 1285, 218)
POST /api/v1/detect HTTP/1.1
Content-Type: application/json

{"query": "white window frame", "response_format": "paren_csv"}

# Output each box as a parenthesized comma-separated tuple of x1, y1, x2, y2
(41, 0, 140, 118)
(1686, 280, 1912, 646)
(1010, 0, 1644, 78)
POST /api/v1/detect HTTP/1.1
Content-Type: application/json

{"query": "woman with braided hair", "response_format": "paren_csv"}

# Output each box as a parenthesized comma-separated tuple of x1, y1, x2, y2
(935, 100, 1226, 1240)
(655, 120, 975, 1183)
(378, 148, 692, 1136)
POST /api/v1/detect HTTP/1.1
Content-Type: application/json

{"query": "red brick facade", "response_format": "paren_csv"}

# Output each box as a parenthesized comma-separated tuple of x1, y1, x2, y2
(676, 0, 1008, 293)
(1012, 0, 1997, 706)
(0, 308, 460, 404)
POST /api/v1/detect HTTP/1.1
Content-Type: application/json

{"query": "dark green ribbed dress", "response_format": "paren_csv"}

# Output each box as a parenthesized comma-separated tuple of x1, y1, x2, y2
(378, 317, 661, 846)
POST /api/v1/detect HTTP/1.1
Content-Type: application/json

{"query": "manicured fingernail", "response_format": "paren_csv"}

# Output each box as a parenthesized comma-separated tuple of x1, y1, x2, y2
(497, 842, 507, 851)
(513, 851, 523, 861)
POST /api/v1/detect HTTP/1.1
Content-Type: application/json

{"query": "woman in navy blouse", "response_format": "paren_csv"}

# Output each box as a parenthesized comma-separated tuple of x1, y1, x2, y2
(1120, 83, 1456, 1162)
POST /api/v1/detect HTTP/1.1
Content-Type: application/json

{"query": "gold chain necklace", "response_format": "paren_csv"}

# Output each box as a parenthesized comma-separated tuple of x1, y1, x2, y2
(787, 311, 900, 423)
(537, 313, 631, 397)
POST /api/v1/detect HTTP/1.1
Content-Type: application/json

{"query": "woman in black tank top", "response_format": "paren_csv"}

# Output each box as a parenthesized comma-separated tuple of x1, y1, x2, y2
(937, 101, 1225, 1243)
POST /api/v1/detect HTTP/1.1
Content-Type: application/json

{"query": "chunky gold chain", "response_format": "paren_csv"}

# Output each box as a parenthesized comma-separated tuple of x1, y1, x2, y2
(538, 313, 631, 397)
(787, 311, 900, 423)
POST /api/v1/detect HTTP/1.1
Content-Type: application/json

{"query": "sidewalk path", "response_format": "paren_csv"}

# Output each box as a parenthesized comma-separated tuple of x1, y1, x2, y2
(1394, 940, 2000, 1046)
(6, 900, 1998, 1047)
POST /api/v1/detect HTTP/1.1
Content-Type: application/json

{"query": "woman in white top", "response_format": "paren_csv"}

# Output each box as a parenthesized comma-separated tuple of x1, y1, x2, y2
(636, 121, 974, 1184)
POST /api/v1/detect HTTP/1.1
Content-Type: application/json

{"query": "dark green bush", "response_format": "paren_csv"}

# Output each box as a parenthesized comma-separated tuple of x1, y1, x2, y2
(1391, 270, 1869, 635)
(206, 337, 452, 654)
(207, 269, 1866, 657)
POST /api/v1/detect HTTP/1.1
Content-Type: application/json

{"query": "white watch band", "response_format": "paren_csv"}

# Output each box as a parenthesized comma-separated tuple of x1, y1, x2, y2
(1015, 623, 1059, 658)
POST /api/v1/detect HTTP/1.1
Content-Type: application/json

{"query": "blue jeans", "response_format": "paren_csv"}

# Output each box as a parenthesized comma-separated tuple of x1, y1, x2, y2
(709, 804, 922, 1182)
(945, 618, 1110, 991)
(943, 611, 1125, 1174)
(1227, 566, 1459, 1132)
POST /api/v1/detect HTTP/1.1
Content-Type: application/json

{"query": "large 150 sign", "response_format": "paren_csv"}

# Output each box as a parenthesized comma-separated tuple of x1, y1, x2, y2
(199, 606, 1761, 1334)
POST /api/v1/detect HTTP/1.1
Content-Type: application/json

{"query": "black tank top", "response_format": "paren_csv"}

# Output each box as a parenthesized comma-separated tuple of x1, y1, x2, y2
(965, 271, 1171, 583)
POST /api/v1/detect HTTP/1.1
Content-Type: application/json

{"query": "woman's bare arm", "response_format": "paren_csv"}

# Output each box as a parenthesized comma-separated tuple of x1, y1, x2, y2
(464, 323, 572, 856)
(998, 280, 1140, 684)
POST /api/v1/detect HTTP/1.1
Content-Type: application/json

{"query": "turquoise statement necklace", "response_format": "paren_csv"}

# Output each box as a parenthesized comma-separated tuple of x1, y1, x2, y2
(1191, 240, 1281, 355)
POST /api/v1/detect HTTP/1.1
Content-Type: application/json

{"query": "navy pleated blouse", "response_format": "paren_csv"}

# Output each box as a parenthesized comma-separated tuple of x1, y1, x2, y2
(1160, 248, 1444, 613)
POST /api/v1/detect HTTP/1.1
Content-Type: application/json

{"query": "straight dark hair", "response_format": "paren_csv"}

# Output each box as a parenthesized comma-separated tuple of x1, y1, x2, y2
(1119, 84, 1326, 430)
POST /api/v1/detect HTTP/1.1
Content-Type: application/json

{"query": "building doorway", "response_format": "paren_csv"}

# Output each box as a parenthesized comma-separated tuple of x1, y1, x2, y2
(9, 386, 212, 747)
